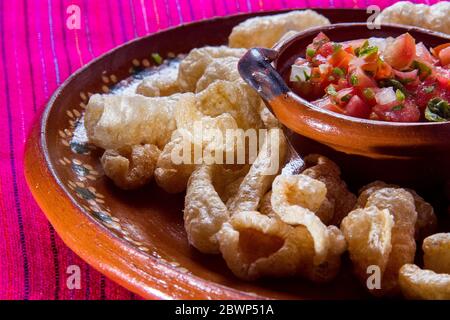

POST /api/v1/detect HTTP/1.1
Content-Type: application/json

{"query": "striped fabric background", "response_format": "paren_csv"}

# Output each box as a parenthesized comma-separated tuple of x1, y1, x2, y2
(0, 0, 441, 300)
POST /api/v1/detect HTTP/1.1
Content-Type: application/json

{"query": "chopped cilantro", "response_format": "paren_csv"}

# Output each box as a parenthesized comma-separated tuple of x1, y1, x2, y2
(341, 94, 352, 102)
(326, 85, 337, 96)
(425, 98, 450, 122)
(303, 71, 311, 81)
(151, 53, 163, 65)
(332, 67, 345, 77)
(423, 85, 435, 94)
(412, 60, 432, 80)
(350, 74, 359, 86)
(306, 48, 316, 58)
(332, 43, 343, 53)
(396, 89, 406, 102)
(391, 105, 404, 111)
(358, 45, 378, 57)
(363, 88, 375, 100)
(355, 40, 369, 56)
(379, 79, 407, 95)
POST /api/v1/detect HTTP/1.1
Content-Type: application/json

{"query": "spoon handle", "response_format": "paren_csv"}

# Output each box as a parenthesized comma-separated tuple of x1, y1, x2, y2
(237, 47, 289, 104)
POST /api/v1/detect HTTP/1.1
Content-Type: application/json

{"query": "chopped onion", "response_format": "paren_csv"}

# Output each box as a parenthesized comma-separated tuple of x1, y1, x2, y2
(375, 87, 397, 105)
(368, 37, 392, 53)
(290, 64, 312, 82)
(319, 63, 331, 75)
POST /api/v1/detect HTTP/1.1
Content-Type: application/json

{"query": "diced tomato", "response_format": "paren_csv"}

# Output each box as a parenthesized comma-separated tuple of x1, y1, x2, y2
(349, 55, 377, 74)
(333, 87, 355, 106)
(344, 46, 355, 55)
(431, 43, 450, 59)
(349, 67, 377, 88)
(435, 66, 450, 90)
(441, 89, 450, 103)
(372, 98, 420, 122)
(312, 32, 330, 46)
(361, 87, 378, 106)
(291, 79, 325, 101)
(289, 32, 450, 122)
(438, 46, 450, 66)
(312, 97, 345, 114)
(344, 95, 371, 118)
(312, 54, 328, 66)
(375, 60, 393, 79)
(383, 33, 416, 70)
(414, 79, 441, 110)
(317, 42, 334, 58)
(306, 32, 331, 60)
(335, 78, 350, 90)
(328, 49, 353, 70)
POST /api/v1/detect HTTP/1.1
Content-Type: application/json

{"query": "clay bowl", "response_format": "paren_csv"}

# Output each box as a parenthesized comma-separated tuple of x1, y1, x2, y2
(238, 23, 450, 190)
(24, 10, 446, 300)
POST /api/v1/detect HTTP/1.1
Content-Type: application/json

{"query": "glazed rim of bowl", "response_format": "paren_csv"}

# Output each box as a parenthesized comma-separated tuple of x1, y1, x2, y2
(271, 22, 450, 128)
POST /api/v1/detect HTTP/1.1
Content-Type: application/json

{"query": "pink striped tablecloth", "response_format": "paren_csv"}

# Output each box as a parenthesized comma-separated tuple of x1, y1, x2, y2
(0, 0, 440, 300)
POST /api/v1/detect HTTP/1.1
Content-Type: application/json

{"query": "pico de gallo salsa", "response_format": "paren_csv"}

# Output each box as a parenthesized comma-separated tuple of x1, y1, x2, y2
(289, 32, 450, 122)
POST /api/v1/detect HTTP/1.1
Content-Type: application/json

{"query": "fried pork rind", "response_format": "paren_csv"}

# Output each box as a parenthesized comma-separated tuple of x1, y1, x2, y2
(271, 174, 333, 265)
(217, 211, 346, 281)
(357, 181, 437, 240)
(399, 264, 450, 300)
(154, 123, 237, 194)
(259, 104, 280, 129)
(155, 79, 264, 194)
(341, 207, 394, 284)
(85, 93, 182, 150)
(260, 177, 347, 278)
(259, 191, 276, 217)
(271, 174, 327, 213)
(177, 46, 246, 92)
(101, 144, 160, 190)
(154, 130, 196, 194)
(375, 2, 450, 35)
(155, 90, 239, 193)
(423, 233, 450, 274)
(304, 225, 347, 283)
(191, 80, 264, 130)
(215, 165, 250, 204)
(183, 127, 284, 254)
(366, 188, 417, 296)
(195, 56, 241, 93)
(227, 128, 287, 215)
(302, 155, 356, 225)
(228, 10, 330, 49)
(135, 62, 180, 97)
(184, 162, 249, 254)
(184, 165, 229, 254)
(344, 187, 417, 296)
(218, 211, 311, 280)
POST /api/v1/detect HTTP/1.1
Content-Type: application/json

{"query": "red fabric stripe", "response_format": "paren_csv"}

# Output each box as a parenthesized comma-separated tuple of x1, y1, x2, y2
(0, 0, 441, 300)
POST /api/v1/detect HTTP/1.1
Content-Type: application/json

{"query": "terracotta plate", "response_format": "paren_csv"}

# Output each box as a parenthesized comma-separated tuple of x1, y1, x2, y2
(25, 9, 400, 300)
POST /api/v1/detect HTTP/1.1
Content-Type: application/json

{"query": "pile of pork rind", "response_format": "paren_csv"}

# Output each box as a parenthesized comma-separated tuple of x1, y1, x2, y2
(84, 8, 450, 299)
